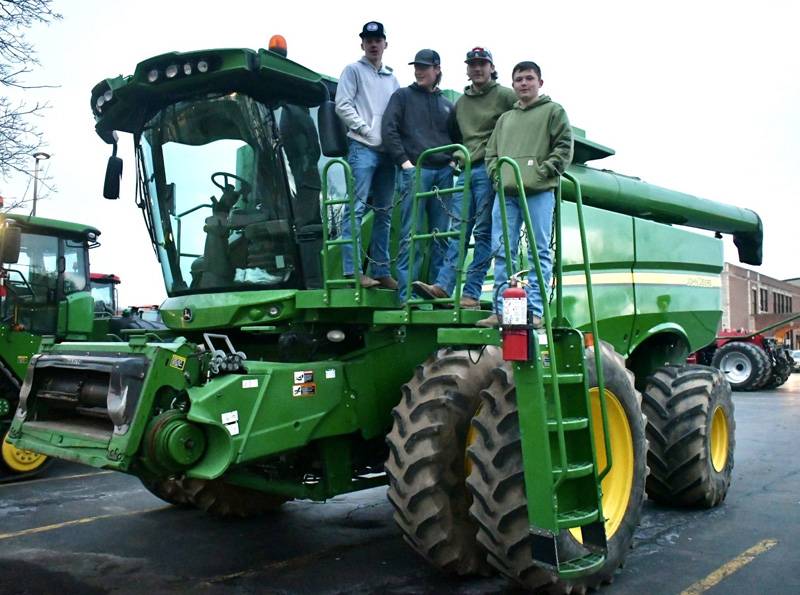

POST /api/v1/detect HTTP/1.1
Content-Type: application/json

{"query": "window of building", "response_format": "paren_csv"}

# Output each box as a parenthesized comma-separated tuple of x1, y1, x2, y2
(760, 288, 768, 312)
(752, 288, 757, 315)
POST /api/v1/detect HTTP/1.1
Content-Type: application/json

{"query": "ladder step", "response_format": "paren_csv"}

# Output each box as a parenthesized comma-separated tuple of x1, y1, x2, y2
(542, 373, 583, 384)
(552, 462, 594, 480)
(556, 507, 600, 529)
(323, 198, 351, 206)
(556, 553, 606, 579)
(547, 417, 588, 432)
(325, 239, 353, 246)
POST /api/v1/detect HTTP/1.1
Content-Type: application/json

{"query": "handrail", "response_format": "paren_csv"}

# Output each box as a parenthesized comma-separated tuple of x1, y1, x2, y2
(404, 144, 472, 312)
(562, 171, 611, 481)
(495, 156, 569, 490)
(321, 158, 358, 301)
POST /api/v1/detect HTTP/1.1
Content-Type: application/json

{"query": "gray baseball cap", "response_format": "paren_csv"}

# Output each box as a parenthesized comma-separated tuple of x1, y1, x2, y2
(409, 49, 441, 66)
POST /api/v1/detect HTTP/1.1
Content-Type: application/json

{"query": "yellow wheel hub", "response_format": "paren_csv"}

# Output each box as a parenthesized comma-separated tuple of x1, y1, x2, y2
(2, 432, 48, 473)
(571, 388, 634, 541)
(709, 405, 729, 472)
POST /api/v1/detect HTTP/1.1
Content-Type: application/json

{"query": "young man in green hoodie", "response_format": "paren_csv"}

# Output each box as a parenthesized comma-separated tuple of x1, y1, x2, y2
(477, 61, 573, 328)
(412, 47, 516, 306)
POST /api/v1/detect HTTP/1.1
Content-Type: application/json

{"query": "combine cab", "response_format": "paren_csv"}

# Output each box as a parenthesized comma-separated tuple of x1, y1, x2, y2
(0, 214, 97, 479)
(8, 44, 764, 590)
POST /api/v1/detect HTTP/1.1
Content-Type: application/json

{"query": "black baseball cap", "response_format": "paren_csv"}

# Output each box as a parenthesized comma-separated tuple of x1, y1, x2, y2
(465, 47, 493, 64)
(359, 21, 386, 39)
(408, 49, 441, 66)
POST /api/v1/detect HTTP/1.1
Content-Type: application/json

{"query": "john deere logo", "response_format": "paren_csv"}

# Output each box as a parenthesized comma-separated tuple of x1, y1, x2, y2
(182, 307, 193, 322)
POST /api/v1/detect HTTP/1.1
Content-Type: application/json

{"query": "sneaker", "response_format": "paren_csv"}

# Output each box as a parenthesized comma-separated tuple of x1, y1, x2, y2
(374, 276, 398, 290)
(459, 296, 480, 309)
(476, 314, 500, 328)
(412, 281, 449, 299)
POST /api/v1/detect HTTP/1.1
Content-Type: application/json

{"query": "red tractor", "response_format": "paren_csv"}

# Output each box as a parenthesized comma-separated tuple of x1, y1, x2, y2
(692, 314, 799, 391)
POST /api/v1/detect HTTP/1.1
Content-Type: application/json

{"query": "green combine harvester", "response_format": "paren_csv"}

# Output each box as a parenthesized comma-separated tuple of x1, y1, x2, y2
(0, 213, 98, 479)
(8, 46, 764, 591)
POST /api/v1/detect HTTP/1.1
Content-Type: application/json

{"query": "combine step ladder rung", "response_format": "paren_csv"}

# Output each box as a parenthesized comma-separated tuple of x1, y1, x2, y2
(547, 416, 588, 431)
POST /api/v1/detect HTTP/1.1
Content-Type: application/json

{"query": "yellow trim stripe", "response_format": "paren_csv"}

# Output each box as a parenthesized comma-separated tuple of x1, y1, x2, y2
(680, 538, 778, 595)
(0, 506, 169, 541)
(481, 271, 720, 292)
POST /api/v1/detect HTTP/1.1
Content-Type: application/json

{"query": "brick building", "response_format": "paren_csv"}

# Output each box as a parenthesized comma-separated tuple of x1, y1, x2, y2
(721, 263, 800, 348)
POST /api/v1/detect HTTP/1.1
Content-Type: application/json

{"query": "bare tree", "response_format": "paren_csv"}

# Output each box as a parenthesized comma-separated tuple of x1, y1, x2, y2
(0, 0, 61, 207)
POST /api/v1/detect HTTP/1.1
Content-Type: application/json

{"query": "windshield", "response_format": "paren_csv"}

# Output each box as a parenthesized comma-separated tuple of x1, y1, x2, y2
(137, 93, 302, 295)
(90, 281, 116, 315)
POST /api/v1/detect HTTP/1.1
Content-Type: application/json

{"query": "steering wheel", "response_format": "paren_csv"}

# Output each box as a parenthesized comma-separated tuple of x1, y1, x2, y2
(211, 172, 252, 196)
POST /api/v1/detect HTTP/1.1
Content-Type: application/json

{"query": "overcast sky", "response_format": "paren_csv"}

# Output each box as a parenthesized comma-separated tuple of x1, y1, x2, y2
(3, 0, 798, 305)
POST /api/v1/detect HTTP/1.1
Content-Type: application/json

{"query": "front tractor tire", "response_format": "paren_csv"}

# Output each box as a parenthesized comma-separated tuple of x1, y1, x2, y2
(385, 346, 502, 576)
(711, 341, 770, 391)
(642, 365, 735, 508)
(142, 477, 288, 517)
(466, 342, 647, 593)
(1, 431, 51, 481)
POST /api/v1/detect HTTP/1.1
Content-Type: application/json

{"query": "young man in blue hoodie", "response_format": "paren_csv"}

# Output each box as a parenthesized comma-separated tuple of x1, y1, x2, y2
(381, 49, 454, 303)
(335, 21, 400, 289)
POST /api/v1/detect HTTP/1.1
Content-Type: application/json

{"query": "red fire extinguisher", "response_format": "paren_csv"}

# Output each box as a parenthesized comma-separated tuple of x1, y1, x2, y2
(502, 280, 530, 361)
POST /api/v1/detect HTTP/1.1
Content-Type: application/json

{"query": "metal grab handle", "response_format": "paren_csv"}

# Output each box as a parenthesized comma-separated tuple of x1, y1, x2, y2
(495, 157, 569, 489)
(562, 171, 611, 481)
(321, 158, 358, 298)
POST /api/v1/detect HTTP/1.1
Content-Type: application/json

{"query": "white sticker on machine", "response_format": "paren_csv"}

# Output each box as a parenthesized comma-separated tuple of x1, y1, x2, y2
(325, 369, 336, 379)
(242, 378, 258, 389)
(294, 370, 314, 384)
(221, 411, 240, 436)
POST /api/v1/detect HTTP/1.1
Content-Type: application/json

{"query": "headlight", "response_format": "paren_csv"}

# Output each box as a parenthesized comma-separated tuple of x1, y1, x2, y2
(103, 90, 113, 102)
(96, 95, 105, 108)
(183, 63, 192, 75)
(147, 69, 159, 83)
(197, 60, 209, 73)
(165, 64, 178, 79)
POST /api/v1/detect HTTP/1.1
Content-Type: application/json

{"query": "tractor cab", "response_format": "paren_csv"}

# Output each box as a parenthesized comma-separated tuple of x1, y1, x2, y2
(90, 273, 120, 316)
(0, 214, 97, 340)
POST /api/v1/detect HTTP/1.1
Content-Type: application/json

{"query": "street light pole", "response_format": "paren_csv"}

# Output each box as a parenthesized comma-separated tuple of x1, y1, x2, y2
(31, 151, 51, 217)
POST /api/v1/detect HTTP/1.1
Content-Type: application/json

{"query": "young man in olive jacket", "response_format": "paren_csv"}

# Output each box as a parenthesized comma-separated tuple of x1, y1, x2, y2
(412, 47, 516, 307)
(381, 49, 454, 303)
(477, 60, 573, 328)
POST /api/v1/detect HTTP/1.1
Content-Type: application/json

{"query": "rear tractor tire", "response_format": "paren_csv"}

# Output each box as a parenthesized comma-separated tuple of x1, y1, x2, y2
(142, 476, 288, 517)
(642, 365, 734, 508)
(385, 346, 503, 576)
(466, 342, 648, 593)
(711, 341, 770, 391)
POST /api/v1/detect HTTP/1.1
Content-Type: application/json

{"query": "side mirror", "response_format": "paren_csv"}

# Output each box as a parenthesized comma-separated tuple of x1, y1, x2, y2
(0, 225, 21, 264)
(318, 100, 348, 158)
(103, 155, 123, 199)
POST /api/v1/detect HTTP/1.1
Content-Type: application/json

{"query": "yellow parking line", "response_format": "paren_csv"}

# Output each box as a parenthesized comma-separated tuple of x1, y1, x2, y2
(0, 506, 170, 541)
(0, 470, 113, 489)
(680, 538, 778, 595)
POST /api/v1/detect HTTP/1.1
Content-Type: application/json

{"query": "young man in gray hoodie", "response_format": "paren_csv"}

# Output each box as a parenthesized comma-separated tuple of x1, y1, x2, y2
(335, 21, 400, 289)
(381, 49, 454, 303)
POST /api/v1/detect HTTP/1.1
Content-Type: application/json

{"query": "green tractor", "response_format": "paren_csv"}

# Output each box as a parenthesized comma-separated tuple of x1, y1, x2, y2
(0, 213, 98, 479)
(9, 47, 763, 591)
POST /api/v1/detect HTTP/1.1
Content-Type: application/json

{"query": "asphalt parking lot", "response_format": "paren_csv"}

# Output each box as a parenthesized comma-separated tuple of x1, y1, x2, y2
(1, 375, 798, 595)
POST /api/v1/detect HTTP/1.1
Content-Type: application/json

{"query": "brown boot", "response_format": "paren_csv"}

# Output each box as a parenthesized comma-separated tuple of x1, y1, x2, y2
(412, 281, 449, 299)
(374, 276, 398, 290)
(476, 313, 500, 328)
(459, 296, 480, 309)
(360, 274, 381, 289)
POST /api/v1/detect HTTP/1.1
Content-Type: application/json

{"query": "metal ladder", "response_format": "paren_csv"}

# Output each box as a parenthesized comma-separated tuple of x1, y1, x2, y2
(495, 158, 613, 578)
(402, 144, 472, 313)
(320, 158, 366, 305)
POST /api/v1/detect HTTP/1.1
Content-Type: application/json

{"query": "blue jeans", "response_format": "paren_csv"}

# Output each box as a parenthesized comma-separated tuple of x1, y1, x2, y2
(340, 140, 396, 277)
(396, 165, 454, 302)
(491, 189, 555, 318)
(435, 163, 494, 299)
